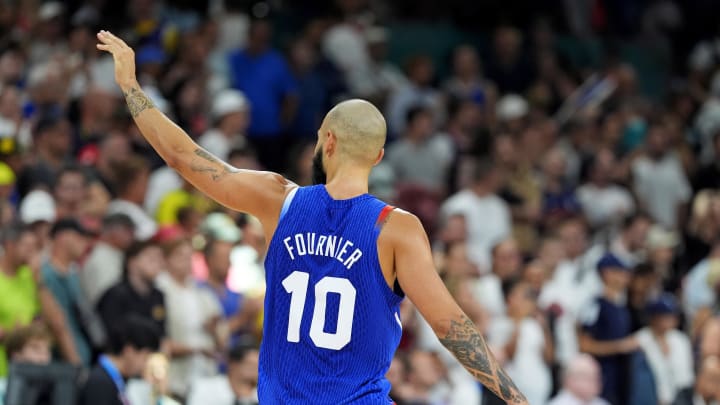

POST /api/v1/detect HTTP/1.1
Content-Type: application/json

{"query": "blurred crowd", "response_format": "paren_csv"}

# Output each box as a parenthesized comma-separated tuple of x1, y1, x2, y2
(1, 0, 720, 404)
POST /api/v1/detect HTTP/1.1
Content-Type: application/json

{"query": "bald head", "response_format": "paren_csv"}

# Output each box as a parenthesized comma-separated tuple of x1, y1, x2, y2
(563, 354, 602, 401)
(322, 99, 386, 165)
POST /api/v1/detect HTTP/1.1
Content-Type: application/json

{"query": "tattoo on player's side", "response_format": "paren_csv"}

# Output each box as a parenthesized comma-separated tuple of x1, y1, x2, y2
(123, 87, 155, 117)
(439, 314, 527, 404)
(191, 148, 239, 181)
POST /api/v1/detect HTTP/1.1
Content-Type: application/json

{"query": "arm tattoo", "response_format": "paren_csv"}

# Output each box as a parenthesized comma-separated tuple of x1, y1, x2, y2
(123, 87, 155, 117)
(190, 148, 238, 181)
(439, 314, 527, 404)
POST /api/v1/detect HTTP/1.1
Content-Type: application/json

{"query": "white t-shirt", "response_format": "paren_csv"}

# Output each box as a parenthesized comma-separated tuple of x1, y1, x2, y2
(106, 199, 158, 241)
(577, 183, 635, 228)
(440, 189, 511, 270)
(632, 154, 691, 229)
(636, 327, 694, 404)
(548, 390, 610, 405)
(489, 317, 552, 405)
(156, 272, 222, 397)
(471, 274, 505, 320)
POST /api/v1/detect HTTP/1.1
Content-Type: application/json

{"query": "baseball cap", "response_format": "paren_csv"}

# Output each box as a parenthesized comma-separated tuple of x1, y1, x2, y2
(211, 90, 249, 121)
(596, 253, 630, 273)
(496, 94, 528, 121)
(19, 190, 56, 224)
(201, 212, 242, 243)
(50, 217, 96, 238)
(645, 293, 679, 316)
(646, 225, 679, 250)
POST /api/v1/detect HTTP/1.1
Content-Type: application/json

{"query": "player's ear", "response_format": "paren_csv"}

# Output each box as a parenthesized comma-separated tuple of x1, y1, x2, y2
(325, 130, 337, 156)
(373, 148, 384, 166)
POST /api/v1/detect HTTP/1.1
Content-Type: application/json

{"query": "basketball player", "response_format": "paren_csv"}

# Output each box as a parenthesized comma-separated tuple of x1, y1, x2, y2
(97, 30, 527, 404)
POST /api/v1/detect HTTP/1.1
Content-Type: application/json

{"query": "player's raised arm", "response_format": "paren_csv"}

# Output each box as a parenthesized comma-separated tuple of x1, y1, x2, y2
(387, 210, 528, 405)
(96, 30, 293, 230)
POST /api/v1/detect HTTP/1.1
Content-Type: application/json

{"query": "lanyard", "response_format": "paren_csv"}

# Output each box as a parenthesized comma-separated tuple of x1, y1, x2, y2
(99, 355, 130, 405)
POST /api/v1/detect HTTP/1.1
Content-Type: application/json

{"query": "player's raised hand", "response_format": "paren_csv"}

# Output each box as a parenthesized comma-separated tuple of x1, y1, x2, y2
(96, 30, 137, 90)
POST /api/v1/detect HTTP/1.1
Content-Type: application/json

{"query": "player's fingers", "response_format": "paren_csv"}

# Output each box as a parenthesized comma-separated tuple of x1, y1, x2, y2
(96, 44, 111, 52)
(103, 31, 129, 49)
(97, 30, 121, 48)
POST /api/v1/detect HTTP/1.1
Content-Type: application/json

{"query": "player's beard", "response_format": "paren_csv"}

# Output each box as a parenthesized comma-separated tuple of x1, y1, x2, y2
(311, 148, 327, 185)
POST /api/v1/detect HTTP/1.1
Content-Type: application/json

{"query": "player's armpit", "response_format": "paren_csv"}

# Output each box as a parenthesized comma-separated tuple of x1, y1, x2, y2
(388, 212, 528, 405)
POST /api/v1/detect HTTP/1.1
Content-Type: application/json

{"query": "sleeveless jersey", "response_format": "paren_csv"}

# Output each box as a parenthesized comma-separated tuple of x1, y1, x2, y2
(259, 185, 404, 404)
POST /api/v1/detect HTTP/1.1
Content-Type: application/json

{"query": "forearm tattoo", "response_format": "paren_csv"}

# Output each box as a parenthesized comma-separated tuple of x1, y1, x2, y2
(123, 87, 155, 117)
(191, 148, 238, 181)
(439, 314, 527, 403)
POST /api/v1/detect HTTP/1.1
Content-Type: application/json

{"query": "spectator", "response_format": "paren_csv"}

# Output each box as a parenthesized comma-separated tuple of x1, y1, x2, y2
(52, 165, 88, 219)
(489, 278, 553, 405)
(441, 158, 511, 269)
(472, 238, 522, 320)
(228, 18, 298, 172)
(16, 113, 73, 198)
(106, 155, 157, 241)
(18, 189, 57, 250)
(636, 294, 694, 405)
(91, 131, 132, 198)
(97, 240, 167, 341)
(40, 218, 99, 366)
(385, 105, 454, 193)
(1, 322, 53, 404)
(577, 148, 636, 232)
(632, 123, 691, 229)
(386, 55, 443, 136)
(485, 26, 535, 95)
(672, 355, 720, 405)
(493, 133, 542, 255)
(693, 132, 720, 192)
(187, 342, 260, 405)
(609, 213, 653, 268)
(686, 190, 720, 269)
(198, 89, 250, 161)
(349, 26, 408, 109)
(548, 354, 610, 405)
(80, 213, 136, 306)
(78, 315, 161, 405)
(443, 44, 496, 105)
(579, 254, 639, 405)
(154, 179, 214, 227)
(645, 225, 681, 293)
(0, 224, 41, 377)
(287, 37, 346, 140)
(698, 266, 720, 360)
(540, 147, 582, 228)
(200, 234, 260, 345)
(684, 237, 720, 336)
(156, 237, 222, 398)
(628, 264, 662, 331)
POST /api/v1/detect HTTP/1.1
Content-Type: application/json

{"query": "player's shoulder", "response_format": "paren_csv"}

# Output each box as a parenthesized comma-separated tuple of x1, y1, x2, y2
(380, 208, 427, 244)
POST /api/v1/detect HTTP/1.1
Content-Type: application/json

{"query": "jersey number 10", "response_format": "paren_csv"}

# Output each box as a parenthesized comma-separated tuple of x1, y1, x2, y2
(282, 270, 356, 350)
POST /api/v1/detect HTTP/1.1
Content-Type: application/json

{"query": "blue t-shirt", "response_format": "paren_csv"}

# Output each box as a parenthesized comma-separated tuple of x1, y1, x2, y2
(228, 49, 297, 138)
(40, 262, 92, 365)
(259, 185, 403, 404)
(581, 295, 633, 405)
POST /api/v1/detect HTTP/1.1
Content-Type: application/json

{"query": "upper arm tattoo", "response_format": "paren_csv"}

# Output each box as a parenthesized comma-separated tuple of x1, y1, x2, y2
(439, 314, 527, 403)
(123, 87, 155, 117)
(190, 148, 239, 181)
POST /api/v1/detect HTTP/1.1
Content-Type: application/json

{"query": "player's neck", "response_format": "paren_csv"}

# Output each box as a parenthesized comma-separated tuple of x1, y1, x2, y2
(324, 168, 370, 199)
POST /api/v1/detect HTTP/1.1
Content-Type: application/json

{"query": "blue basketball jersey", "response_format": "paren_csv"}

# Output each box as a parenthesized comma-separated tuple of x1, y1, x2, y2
(259, 185, 404, 404)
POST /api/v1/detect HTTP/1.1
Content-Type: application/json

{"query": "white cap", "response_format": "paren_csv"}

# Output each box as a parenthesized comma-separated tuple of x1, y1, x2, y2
(38, 2, 64, 21)
(646, 225, 679, 250)
(20, 190, 56, 224)
(496, 94, 529, 121)
(201, 212, 242, 243)
(211, 89, 249, 121)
